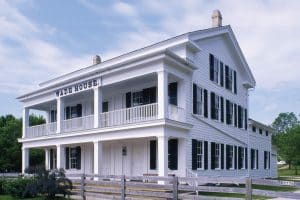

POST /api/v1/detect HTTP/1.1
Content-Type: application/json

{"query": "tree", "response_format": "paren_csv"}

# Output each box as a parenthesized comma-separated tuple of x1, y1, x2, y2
(0, 114, 45, 172)
(273, 125, 300, 172)
(272, 112, 298, 134)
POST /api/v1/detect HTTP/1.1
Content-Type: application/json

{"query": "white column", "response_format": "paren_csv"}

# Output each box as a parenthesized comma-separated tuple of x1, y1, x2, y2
(56, 98, 65, 133)
(157, 136, 168, 177)
(22, 108, 29, 138)
(94, 87, 103, 128)
(178, 138, 187, 177)
(22, 147, 29, 174)
(56, 144, 65, 169)
(93, 141, 103, 176)
(157, 71, 168, 119)
(45, 148, 50, 170)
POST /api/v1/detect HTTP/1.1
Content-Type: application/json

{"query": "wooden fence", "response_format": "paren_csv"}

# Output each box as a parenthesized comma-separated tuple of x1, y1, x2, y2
(68, 174, 300, 200)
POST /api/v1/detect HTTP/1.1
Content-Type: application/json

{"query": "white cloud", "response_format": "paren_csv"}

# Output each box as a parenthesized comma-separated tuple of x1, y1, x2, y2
(113, 1, 137, 17)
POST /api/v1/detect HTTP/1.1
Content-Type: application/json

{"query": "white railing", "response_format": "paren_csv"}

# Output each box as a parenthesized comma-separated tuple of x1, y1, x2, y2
(62, 115, 94, 133)
(168, 104, 186, 122)
(99, 103, 158, 128)
(26, 122, 57, 138)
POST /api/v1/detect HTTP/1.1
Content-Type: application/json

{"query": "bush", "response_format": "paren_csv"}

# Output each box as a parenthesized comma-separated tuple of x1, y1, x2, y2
(0, 178, 7, 194)
(3, 177, 36, 198)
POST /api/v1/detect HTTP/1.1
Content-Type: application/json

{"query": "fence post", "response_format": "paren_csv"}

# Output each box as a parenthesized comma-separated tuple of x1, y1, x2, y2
(245, 177, 252, 200)
(173, 176, 178, 200)
(80, 173, 86, 200)
(121, 175, 126, 200)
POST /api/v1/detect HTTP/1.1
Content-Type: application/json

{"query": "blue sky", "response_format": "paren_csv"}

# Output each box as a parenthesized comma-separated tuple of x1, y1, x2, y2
(0, 0, 300, 124)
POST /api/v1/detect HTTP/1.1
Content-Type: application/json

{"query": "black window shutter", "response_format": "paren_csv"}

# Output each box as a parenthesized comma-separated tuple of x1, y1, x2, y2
(268, 152, 271, 169)
(126, 92, 131, 108)
(66, 107, 70, 120)
(256, 150, 259, 169)
(220, 62, 224, 87)
(209, 54, 214, 81)
(150, 140, 157, 170)
(210, 92, 216, 119)
(102, 102, 108, 112)
(226, 145, 230, 169)
(251, 149, 254, 169)
(204, 141, 208, 169)
(76, 146, 81, 170)
(50, 149, 54, 169)
(234, 70, 237, 94)
(245, 109, 248, 130)
(234, 146, 237, 169)
(225, 65, 229, 89)
(220, 97, 224, 123)
(192, 139, 197, 170)
(234, 104, 237, 127)
(168, 139, 178, 170)
(221, 144, 224, 169)
(211, 142, 216, 170)
(238, 106, 242, 128)
(264, 151, 267, 169)
(77, 104, 82, 117)
(168, 83, 178, 105)
(204, 89, 208, 118)
(193, 84, 197, 114)
(226, 100, 230, 124)
(245, 148, 248, 169)
(238, 147, 242, 169)
(65, 147, 69, 170)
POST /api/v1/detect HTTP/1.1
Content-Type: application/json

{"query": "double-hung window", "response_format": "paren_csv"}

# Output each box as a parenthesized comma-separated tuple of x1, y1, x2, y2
(211, 92, 220, 121)
(196, 87, 203, 115)
(238, 147, 245, 169)
(215, 143, 221, 169)
(213, 58, 219, 84)
(66, 146, 81, 170)
(228, 145, 234, 169)
(226, 100, 233, 125)
(132, 91, 143, 107)
(196, 141, 204, 169)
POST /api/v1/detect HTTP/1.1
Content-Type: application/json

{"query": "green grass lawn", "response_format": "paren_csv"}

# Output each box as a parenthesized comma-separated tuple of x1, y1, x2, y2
(279, 168, 300, 177)
(198, 192, 271, 199)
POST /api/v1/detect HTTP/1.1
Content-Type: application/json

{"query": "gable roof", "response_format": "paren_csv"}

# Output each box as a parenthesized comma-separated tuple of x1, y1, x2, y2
(18, 25, 256, 100)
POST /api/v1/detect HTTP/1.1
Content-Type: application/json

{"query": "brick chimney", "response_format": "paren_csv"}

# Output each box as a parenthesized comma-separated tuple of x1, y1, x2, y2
(211, 10, 222, 28)
(93, 55, 101, 65)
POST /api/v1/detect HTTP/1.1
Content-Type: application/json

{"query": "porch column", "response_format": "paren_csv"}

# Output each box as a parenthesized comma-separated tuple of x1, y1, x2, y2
(157, 136, 168, 177)
(45, 148, 50, 170)
(22, 107, 29, 138)
(94, 87, 103, 128)
(22, 147, 29, 174)
(56, 97, 65, 133)
(157, 71, 168, 119)
(178, 138, 187, 177)
(56, 144, 65, 169)
(93, 141, 103, 175)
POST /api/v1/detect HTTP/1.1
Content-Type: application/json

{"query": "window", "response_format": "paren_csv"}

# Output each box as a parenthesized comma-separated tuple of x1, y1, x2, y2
(259, 129, 263, 134)
(227, 145, 234, 169)
(50, 110, 57, 123)
(215, 143, 221, 169)
(149, 140, 157, 170)
(251, 149, 258, 170)
(264, 151, 270, 169)
(132, 91, 143, 107)
(226, 100, 233, 125)
(168, 139, 178, 170)
(211, 92, 221, 121)
(266, 131, 269, 136)
(196, 141, 204, 169)
(102, 102, 108, 112)
(193, 84, 208, 117)
(238, 106, 244, 129)
(252, 126, 256, 132)
(213, 58, 219, 84)
(209, 54, 220, 84)
(238, 147, 245, 169)
(65, 104, 82, 120)
(168, 83, 177, 105)
(225, 66, 233, 91)
(66, 146, 81, 170)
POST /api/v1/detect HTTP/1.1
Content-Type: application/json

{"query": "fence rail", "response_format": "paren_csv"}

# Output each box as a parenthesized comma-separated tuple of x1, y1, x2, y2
(67, 174, 300, 200)
(26, 122, 57, 138)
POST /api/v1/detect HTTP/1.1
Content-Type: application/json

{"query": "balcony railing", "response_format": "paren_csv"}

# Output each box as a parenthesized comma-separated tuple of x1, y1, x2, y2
(26, 122, 57, 138)
(62, 115, 94, 133)
(99, 103, 158, 128)
(25, 103, 186, 138)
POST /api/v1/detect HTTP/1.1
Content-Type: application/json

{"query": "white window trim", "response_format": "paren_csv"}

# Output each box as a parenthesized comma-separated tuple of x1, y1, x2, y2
(68, 147, 80, 170)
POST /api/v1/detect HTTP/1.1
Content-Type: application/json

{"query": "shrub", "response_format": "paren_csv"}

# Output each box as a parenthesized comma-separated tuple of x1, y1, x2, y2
(3, 177, 36, 198)
(0, 178, 7, 194)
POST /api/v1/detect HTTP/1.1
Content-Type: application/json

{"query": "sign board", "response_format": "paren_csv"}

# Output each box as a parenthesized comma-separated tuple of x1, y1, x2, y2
(55, 79, 100, 97)
(279, 180, 295, 186)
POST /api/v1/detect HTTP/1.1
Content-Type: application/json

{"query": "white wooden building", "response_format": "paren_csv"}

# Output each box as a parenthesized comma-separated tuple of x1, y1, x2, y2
(18, 10, 277, 178)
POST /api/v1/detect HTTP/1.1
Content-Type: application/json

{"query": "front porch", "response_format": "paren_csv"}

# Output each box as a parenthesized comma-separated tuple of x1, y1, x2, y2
(22, 137, 187, 177)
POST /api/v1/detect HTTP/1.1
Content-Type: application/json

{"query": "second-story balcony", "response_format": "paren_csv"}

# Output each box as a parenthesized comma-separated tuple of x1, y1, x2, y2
(25, 103, 185, 138)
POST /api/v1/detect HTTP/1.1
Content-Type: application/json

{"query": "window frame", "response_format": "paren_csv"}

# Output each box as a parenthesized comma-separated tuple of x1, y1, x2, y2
(196, 140, 204, 170)
(239, 147, 246, 169)
(228, 145, 234, 170)
(215, 143, 221, 170)
(68, 147, 80, 170)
